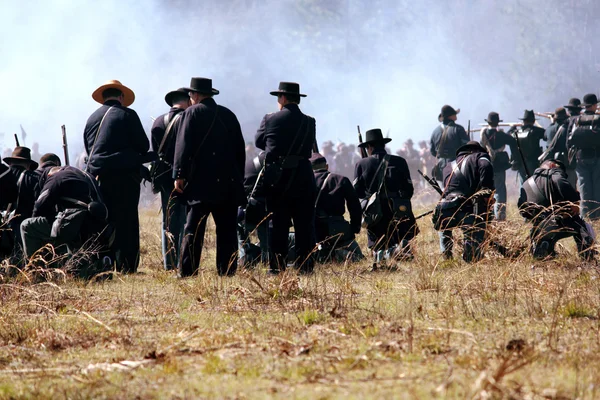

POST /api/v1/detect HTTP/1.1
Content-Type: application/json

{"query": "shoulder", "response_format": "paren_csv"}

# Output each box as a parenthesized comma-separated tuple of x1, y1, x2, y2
(389, 154, 408, 166)
(152, 111, 169, 130)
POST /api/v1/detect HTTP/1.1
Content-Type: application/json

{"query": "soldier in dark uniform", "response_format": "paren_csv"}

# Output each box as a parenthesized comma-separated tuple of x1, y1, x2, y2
(518, 159, 595, 260)
(539, 108, 576, 187)
(567, 94, 600, 220)
(429, 105, 469, 258)
(434, 141, 494, 262)
(507, 110, 545, 185)
(20, 166, 114, 278)
(34, 153, 62, 197)
(83, 80, 151, 273)
(354, 129, 417, 267)
(238, 151, 269, 267)
(173, 77, 245, 277)
(565, 98, 582, 119)
(255, 82, 317, 274)
(0, 157, 18, 258)
(479, 112, 516, 221)
(151, 88, 190, 271)
(3, 147, 40, 266)
(311, 153, 363, 263)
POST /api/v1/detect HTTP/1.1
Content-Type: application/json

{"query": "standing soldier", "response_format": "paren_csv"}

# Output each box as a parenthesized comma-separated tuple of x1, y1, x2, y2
(432, 141, 494, 262)
(173, 77, 246, 277)
(311, 153, 363, 262)
(354, 129, 418, 268)
(518, 159, 595, 260)
(151, 88, 190, 271)
(565, 98, 582, 119)
(507, 110, 545, 185)
(567, 93, 600, 220)
(479, 112, 516, 221)
(255, 82, 317, 274)
(83, 80, 150, 273)
(429, 105, 469, 259)
(539, 108, 576, 187)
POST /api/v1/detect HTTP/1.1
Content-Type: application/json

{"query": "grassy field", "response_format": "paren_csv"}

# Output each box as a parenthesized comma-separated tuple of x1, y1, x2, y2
(1, 205, 600, 399)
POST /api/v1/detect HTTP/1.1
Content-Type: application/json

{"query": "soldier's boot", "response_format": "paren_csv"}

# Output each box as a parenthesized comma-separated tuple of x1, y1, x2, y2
(532, 240, 554, 260)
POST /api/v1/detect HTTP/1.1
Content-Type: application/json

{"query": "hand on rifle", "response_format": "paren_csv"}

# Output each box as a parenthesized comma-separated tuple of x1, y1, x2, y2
(174, 179, 185, 194)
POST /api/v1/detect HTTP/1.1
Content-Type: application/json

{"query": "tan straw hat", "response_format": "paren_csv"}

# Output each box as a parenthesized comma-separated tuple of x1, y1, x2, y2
(92, 79, 135, 107)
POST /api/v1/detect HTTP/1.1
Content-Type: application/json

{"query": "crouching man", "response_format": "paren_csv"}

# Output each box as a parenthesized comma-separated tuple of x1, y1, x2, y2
(311, 153, 364, 263)
(20, 166, 114, 278)
(518, 159, 595, 261)
(433, 141, 494, 262)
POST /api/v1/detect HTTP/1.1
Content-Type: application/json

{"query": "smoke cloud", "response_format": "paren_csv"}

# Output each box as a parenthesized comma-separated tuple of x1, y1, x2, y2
(1, 0, 599, 158)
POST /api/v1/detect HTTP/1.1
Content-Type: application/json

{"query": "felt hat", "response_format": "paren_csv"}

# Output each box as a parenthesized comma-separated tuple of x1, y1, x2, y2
(3, 146, 38, 170)
(485, 112, 503, 124)
(92, 79, 135, 107)
(358, 128, 392, 148)
(440, 105, 460, 119)
(456, 140, 487, 156)
(564, 98, 582, 110)
(185, 77, 219, 95)
(165, 87, 190, 106)
(518, 110, 537, 121)
(582, 93, 599, 107)
(553, 107, 568, 121)
(309, 152, 327, 167)
(270, 82, 307, 97)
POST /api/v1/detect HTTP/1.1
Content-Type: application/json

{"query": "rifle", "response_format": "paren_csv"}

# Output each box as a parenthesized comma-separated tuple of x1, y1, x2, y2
(418, 169, 442, 194)
(61, 125, 70, 166)
(468, 120, 471, 140)
(357, 125, 367, 158)
(13, 134, 20, 147)
(534, 112, 552, 119)
(479, 122, 523, 127)
(415, 209, 434, 220)
(511, 128, 531, 179)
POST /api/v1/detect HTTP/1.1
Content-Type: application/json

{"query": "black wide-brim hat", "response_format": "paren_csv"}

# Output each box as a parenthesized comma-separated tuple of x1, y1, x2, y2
(485, 111, 503, 124)
(3, 146, 38, 170)
(270, 82, 307, 97)
(518, 109, 537, 121)
(185, 77, 219, 95)
(582, 93, 599, 107)
(564, 98, 582, 110)
(457, 141, 487, 156)
(165, 87, 190, 106)
(358, 128, 392, 148)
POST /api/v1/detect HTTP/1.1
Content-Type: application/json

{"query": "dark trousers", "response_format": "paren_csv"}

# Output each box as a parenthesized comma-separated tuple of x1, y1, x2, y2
(99, 174, 141, 273)
(530, 214, 595, 260)
(267, 192, 316, 274)
(160, 188, 186, 271)
(179, 202, 238, 277)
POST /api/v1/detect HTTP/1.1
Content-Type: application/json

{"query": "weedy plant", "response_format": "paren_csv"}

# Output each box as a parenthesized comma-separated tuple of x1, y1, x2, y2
(0, 204, 598, 399)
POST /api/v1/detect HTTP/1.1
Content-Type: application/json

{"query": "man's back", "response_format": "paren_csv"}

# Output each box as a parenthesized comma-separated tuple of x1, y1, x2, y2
(315, 170, 362, 232)
(173, 98, 246, 205)
(83, 100, 149, 176)
(353, 150, 414, 200)
(430, 122, 469, 160)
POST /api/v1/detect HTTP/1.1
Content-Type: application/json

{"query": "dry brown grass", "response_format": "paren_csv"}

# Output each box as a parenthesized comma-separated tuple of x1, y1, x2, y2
(0, 204, 599, 399)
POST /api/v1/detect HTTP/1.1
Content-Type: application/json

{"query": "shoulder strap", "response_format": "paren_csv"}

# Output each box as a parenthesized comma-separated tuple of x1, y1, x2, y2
(523, 175, 548, 204)
(188, 106, 220, 166)
(85, 106, 114, 173)
(437, 123, 450, 159)
(157, 112, 183, 155)
(367, 154, 390, 195)
(314, 172, 332, 208)
(5, 170, 26, 214)
(0, 165, 10, 180)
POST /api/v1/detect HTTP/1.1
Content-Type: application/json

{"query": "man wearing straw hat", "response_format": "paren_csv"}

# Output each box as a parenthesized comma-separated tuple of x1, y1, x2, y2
(83, 80, 150, 273)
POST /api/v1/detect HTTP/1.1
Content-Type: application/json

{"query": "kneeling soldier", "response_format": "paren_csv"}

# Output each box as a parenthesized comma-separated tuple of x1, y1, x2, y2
(433, 141, 494, 262)
(518, 159, 595, 261)
(20, 166, 114, 278)
(311, 153, 364, 263)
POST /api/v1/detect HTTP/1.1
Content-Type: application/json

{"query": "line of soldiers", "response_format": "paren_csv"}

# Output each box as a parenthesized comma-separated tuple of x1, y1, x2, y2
(2, 80, 598, 278)
(429, 98, 598, 262)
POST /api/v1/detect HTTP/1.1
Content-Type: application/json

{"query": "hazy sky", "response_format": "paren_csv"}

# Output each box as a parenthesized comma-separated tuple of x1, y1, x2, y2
(1, 0, 598, 159)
